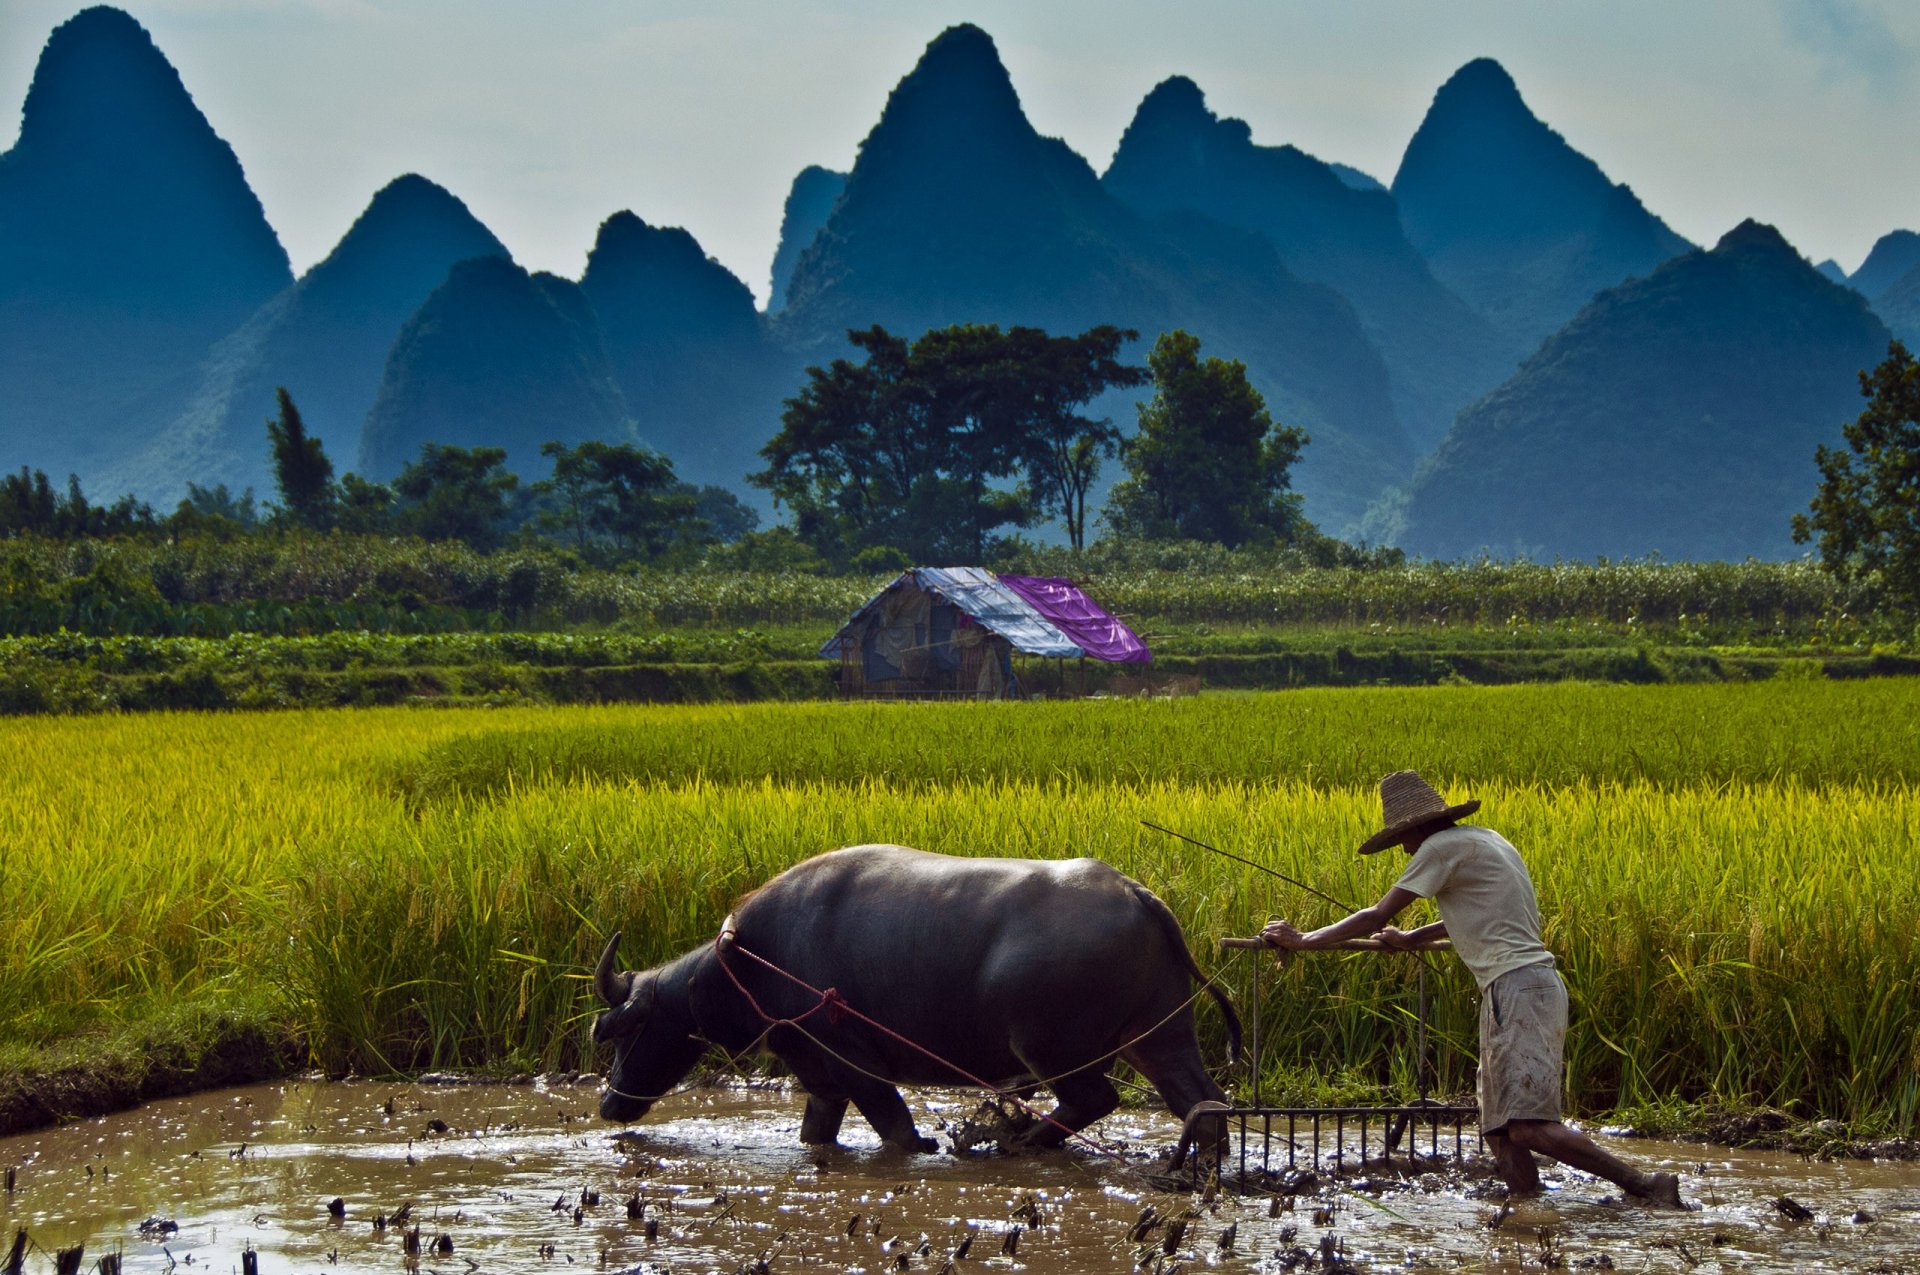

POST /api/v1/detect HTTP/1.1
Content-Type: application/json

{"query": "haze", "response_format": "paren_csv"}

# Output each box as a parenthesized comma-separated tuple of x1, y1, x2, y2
(3, 0, 1916, 305)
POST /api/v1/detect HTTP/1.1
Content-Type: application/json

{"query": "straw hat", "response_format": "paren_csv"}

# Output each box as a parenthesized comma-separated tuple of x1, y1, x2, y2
(1357, 770, 1480, 855)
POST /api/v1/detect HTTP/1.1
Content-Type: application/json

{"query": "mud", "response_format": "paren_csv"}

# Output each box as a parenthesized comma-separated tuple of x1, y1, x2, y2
(0, 1080, 1915, 1273)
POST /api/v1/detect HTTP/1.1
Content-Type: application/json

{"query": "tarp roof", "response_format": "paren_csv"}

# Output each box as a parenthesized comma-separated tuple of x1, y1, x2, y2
(818, 567, 1150, 664)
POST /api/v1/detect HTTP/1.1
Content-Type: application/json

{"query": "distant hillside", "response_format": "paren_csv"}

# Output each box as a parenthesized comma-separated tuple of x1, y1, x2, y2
(358, 257, 636, 479)
(1872, 264, 1920, 351)
(105, 174, 510, 504)
(1327, 163, 1385, 193)
(1392, 58, 1691, 358)
(775, 24, 1411, 532)
(1380, 221, 1890, 561)
(0, 6, 290, 479)
(768, 166, 846, 312)
(1851, 230, 1920, 300)
(581, 212, 785, 491)
(1102, 75, 1514, 449)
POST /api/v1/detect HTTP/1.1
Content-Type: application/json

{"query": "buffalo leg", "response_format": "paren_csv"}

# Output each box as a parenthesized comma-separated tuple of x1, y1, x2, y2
(1013, 1067, 1119, 1149)
(839, 1074, 938, 1153)
(798, 1093, 850, 1145)
(1121, 1029, 1230, 1122)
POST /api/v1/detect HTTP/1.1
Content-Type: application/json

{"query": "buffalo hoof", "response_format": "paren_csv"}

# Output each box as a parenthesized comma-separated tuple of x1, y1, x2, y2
(1170, 1100, 1231, 1171)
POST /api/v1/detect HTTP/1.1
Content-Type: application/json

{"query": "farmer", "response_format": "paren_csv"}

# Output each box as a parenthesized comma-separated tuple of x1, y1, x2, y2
(1260, 770, 1683, 1207)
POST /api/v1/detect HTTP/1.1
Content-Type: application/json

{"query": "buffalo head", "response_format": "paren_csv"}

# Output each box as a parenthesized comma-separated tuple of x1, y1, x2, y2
(591, 931, 707, 1123)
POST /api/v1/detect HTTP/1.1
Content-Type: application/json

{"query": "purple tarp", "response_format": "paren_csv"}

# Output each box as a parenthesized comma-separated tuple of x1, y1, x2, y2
(996, 575, 1151, 664)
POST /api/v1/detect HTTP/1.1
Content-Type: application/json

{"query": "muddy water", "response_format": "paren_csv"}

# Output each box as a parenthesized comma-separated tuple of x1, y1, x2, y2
(1, 1081, 1915, 1274)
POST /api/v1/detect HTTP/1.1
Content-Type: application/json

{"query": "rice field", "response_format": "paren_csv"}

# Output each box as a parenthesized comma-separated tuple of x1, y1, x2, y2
(2, 681, 1916, 1132)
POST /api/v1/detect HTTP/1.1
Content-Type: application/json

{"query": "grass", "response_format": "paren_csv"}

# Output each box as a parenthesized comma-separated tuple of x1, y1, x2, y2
(1, 682, 1915, 1135)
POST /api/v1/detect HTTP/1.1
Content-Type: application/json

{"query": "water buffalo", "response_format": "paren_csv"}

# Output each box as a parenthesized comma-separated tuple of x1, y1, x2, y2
(592, 844, 1240, 1152)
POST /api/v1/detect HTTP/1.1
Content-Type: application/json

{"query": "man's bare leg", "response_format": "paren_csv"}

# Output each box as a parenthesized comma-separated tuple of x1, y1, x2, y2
(1484, 1128, 1543, 1194)
(1504, 1120, 1682, 1206)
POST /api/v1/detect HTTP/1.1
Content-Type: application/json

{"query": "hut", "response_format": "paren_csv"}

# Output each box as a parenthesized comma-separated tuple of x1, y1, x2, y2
(819, 567, 1150, 699)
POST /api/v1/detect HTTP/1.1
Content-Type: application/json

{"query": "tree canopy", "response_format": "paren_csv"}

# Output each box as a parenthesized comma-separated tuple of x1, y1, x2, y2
(1103, 329, 1311, 548)
(754, 322, 1143, 564)
(1793, 340, 1920, 610)
(265, 388, 336, 529)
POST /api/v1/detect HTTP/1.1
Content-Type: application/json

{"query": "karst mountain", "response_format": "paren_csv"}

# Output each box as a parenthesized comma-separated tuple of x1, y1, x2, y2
(1377, 222, 1891, 561)
(1, 8, 1901, 560)
(0, 6, 291, 479)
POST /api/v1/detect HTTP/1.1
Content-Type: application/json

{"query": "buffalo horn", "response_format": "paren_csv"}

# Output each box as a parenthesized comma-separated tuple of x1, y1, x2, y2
(595, 931, 634, 1007)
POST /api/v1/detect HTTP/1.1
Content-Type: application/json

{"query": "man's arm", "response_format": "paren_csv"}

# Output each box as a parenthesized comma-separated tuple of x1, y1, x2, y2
(1261, 886, 1421, 950)
(1376, 920, 1446, 950)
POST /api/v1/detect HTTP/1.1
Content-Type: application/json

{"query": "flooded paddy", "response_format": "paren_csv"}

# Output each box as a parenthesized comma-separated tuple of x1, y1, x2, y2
(1, 1080, 1915, 1274)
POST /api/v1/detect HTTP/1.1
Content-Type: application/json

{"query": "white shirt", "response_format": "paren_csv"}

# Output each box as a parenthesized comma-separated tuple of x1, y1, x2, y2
(1393, 824, 1554, 990)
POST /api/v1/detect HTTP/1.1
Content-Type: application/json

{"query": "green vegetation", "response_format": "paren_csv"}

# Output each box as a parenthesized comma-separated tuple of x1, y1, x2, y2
(3, 682, 1916, 1137)
(1795, 340, 1920, 611)
(0, 538, 1911, 711)
(1105, 329, 1311, 548)
(756, 322, 1146, 562)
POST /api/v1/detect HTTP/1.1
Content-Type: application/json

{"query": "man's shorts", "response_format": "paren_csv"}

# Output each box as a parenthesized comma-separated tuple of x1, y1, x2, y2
(1477, 961, 1567, 1136)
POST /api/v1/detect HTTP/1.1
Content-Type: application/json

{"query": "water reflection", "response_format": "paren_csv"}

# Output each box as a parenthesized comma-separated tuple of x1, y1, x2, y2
(0, 1080, 1912, 1273)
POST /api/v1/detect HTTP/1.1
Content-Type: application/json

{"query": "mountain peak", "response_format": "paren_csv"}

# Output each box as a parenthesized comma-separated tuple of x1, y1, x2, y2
(1392, 56, 1689, 351)
(1134, 76, 1209, 125)
(304, 172, 506, 297)
(860, 23, 1029, 157)
(16, 7, 198, 157)
(1434, 57, 1526, 112)
(1713, 218, 1793, 257)
(1851, 229, 1920, 300)
(769, 165, 847, 310)
(582, 211, 757, 330)
(0, 3, 292, 479)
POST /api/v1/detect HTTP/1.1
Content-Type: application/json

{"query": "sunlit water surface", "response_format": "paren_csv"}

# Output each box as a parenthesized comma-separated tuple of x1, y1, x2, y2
(1, 1081, 1916, 1273)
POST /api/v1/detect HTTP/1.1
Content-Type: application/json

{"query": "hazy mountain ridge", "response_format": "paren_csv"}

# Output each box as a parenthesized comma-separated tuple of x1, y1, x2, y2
(775, 24, 1411, 532)
(102, 174, 511, 505)
(768, 166, 847, 312)
(581, 211, 787, 492)
(358, 257, 637, 479)
(0, 6, 1900, 563)
(1851, 230, 1920, 301)
(1379, 221, 1891, 562)
(1101, 75, 1514, 450)
(0, 6, 291, 479)
(1392, 58, 1692, 357)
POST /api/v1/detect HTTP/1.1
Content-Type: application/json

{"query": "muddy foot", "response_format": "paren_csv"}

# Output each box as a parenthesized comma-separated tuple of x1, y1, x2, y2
(1630, 1172, 1685, 1209)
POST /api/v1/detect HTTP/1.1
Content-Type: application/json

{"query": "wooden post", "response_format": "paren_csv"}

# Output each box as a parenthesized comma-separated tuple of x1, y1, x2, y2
(3, 1230, 27, 1275)
(52, 1245, 84, 1275)
(240, 1248, 258, 1275)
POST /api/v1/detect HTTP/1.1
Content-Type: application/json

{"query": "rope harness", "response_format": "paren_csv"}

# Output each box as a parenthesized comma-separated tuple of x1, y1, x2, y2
(693, 924, 1228, 1160)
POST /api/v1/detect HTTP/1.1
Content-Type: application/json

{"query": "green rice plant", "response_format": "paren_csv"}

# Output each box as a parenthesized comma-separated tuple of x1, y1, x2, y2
(1, 685, 1914, 1131)
(396, 681, 1920, 801)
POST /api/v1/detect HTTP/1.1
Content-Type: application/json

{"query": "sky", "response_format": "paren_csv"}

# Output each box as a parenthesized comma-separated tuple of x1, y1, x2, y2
(4, 0, 1918, 306)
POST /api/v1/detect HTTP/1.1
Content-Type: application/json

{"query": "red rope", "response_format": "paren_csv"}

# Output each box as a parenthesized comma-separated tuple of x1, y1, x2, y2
(711, 930, 1124, 1158)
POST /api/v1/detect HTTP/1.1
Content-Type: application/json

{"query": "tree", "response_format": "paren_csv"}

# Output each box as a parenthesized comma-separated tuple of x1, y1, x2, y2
(265, 387, 336, 528)
(533, 440, 711, 563)
(335, 473, 396, 535)
(1004, 325, 1146, 551)
(391, 443, 518, 550)
(164, 483, 257, 538)
(755, 323, 1142, 564)
(1103, 330, 1311, 548)
(0, 468, 152, 537)
(1793, 340, 1920, 609)
(685, 484, 759, 544)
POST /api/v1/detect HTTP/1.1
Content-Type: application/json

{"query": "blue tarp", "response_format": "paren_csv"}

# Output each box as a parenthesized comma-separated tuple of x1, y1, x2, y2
(817, 567, 1126, 662)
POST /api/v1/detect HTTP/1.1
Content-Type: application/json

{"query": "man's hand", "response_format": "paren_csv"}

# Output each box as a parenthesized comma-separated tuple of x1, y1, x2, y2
(1260, 918, 1308, 950)
(1373, 926, 1417, 951)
